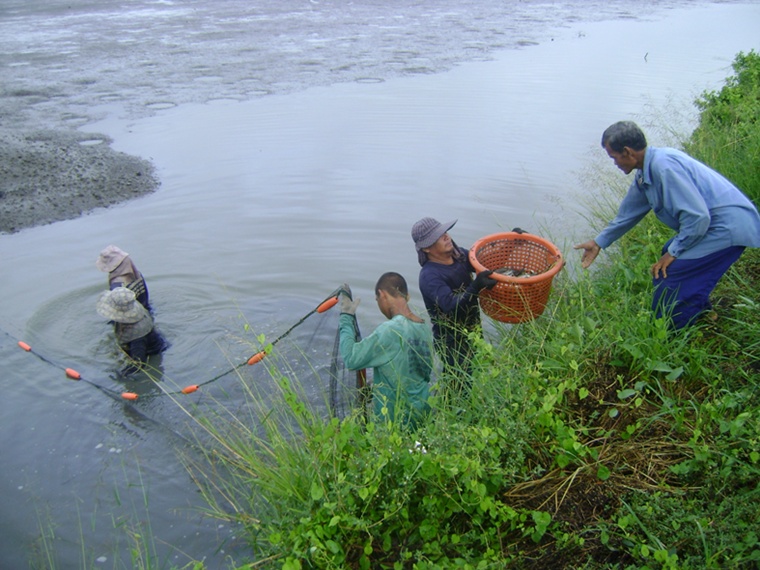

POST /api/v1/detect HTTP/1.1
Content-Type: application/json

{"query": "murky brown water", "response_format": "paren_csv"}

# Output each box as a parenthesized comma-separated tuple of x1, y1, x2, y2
(1, 1, 758, 567)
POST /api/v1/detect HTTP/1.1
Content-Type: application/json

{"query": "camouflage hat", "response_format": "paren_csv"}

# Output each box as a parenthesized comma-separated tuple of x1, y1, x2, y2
(96, 287, 147, 324)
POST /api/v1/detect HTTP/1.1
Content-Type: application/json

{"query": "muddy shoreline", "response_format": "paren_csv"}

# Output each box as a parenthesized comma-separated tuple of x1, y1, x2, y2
(0, 0, 737, 236)
(0, 128, 159, 234)
(0, 0, 701, 235)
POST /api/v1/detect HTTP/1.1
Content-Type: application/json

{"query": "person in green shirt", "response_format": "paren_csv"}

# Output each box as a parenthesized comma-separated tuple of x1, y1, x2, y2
(339, 272, 434, 429)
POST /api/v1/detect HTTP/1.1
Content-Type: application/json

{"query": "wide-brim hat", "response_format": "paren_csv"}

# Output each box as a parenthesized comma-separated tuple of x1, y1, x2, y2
(96, 245, 129, 273)
(96, 287, 147, 324)
(115, 312, 154, 342)
(411, 217, 457, 251)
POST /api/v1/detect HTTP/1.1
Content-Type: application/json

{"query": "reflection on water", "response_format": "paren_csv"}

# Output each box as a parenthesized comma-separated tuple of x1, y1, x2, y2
(1, 1, 759, 567)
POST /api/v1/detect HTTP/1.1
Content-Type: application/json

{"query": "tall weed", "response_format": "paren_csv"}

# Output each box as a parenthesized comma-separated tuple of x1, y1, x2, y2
(185, 51, 760, 569)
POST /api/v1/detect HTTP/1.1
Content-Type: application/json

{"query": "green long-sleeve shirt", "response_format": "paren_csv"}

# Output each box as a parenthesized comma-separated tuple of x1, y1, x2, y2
(339, 313, 433, 429)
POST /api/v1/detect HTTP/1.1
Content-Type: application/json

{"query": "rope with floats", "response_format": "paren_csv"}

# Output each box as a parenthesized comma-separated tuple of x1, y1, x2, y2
(14, 338, 129, 401)
(177, 286, 344, 396)
(14, 334, 200, 447)
(5, 287, 346, 402)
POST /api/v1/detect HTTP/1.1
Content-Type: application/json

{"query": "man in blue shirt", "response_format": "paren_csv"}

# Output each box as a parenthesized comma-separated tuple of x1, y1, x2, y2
(575, 120, 760, 329)
(339, 273, 434, 430)
(412, 217, 496, 387)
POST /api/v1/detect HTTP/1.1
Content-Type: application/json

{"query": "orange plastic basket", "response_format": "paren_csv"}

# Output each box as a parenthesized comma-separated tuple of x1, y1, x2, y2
(469, 232, 563, 323)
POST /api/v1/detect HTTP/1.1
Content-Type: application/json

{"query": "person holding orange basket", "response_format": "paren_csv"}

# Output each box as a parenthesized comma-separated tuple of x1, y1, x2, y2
(411, 217, 497, 392)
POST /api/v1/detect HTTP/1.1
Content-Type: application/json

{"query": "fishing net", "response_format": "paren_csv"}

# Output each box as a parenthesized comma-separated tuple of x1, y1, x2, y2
(166, 289, 365, 427)
(170, 289, 366, 451)
(1, 286, 365, 570)
(5, 287, 365, 443)
(253, 292, 364, 421)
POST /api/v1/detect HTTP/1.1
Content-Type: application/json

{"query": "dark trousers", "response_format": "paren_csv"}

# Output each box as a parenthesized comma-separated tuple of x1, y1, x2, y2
(652, 242, 745, 329)
(435, 331, 476, 394)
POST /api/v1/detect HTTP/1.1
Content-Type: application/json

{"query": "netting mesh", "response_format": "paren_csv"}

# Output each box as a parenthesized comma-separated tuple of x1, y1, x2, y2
(328, 324, 365, 419)
(469, 232, 564, 323)
(240, 298, 362, 422)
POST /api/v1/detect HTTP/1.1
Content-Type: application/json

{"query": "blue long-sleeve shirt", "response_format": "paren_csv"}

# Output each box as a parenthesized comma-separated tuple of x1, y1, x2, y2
(418, 246, 481, 339)
(595, 147, 760, 259)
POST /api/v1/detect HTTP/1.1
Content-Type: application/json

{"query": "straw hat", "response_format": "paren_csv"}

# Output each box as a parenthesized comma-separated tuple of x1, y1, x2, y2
(96, 287, 148, 324)
(96, 245, 129, 273)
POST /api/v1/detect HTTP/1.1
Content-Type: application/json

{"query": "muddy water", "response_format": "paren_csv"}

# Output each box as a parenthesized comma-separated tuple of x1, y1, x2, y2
(1, 1, 758, 567)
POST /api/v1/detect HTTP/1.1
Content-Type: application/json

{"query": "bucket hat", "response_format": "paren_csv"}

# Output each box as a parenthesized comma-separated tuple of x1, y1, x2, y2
(412, 217, 457, 250)
(96, 287, 148, 324)
(115, 312, 154, 343)
(96, 245, 129, 273)
(412, 217, 457, 265)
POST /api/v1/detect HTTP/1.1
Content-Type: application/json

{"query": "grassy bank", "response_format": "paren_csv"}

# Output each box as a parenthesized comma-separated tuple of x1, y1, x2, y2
(186, 51, 760, 570)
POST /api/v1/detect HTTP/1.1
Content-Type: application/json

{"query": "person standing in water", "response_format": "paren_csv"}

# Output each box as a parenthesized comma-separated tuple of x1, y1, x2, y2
(96, 245, 151, 311)
(412, 217, 496, 390)
(96, 287, 168, 375)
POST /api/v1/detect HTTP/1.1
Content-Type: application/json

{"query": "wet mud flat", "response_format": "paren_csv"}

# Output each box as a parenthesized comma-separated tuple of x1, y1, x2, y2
(0, 0, 706, 234)
(0, 130, 158, 234)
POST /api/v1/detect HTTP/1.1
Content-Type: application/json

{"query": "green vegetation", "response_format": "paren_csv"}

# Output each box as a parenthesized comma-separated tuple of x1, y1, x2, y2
(686, 50, 760, 200)
(184, 51, 760, 569)
(37, 51, 756, 570)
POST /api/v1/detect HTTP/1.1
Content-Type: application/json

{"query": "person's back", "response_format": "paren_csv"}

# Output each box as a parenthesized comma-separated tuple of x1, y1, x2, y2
(338, 273, 434, 429)
(644, 147, 760, 256)
(346, 312, 433, 428)
(96, 245, 151, 310)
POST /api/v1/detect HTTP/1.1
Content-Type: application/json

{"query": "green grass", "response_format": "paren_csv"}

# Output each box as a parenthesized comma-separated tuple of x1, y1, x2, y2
(180, 50, 760, 569)
(37, 50, 757, 569)
(190, 253, 759, 568)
